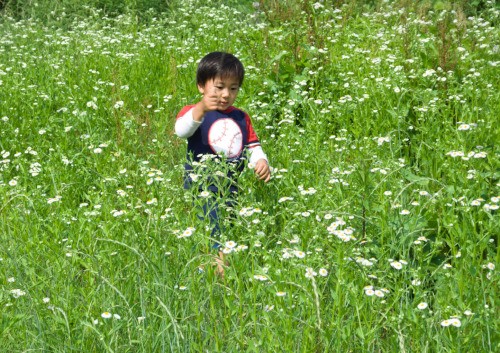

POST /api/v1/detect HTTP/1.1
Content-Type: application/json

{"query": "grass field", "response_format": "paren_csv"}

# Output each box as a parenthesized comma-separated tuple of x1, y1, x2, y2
(0, 0, 499, 351)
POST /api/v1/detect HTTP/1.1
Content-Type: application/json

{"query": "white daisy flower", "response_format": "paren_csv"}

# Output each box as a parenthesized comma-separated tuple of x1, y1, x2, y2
(101, 312, 112, 319)
(319, 268, 328, 277)
(417, 302, 428, 310)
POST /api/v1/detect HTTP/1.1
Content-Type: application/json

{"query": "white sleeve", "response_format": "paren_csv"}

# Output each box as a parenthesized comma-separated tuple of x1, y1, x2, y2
(175, 108, 203, 138)
(248, 146, 268, 166)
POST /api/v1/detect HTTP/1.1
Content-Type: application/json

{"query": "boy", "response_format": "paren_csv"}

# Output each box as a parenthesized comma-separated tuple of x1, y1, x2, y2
(175, 52, 270, 272)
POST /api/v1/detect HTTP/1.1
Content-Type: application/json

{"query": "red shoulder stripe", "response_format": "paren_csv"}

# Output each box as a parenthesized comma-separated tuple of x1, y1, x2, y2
(244, 112, 259, 144)
(176, 105, 196, 119)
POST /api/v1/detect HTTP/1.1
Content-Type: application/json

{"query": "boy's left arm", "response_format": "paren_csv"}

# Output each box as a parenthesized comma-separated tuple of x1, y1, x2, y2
(244, 113, 271, 182)
(254, 158, 271, 182)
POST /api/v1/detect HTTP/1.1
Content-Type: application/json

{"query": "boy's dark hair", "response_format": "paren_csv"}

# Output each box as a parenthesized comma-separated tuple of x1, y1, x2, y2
(197, 52, 245, 87)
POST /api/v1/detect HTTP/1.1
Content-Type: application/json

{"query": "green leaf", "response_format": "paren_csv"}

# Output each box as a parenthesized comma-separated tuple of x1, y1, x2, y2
(401, 169, 430, 186)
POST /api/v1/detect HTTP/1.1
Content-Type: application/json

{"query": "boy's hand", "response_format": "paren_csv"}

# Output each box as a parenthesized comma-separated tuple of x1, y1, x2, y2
(254, 159, 271, 182)
(200, 86, 221, 112)
(192, 88, 219, 121)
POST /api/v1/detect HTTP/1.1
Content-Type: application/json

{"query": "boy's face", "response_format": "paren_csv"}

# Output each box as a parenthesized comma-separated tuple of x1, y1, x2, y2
(198, 75, 240, 111)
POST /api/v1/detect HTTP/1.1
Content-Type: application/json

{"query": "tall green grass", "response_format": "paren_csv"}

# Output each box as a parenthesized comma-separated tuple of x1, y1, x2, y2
(0, 0, 498, 351)
(0, 0, 172, 21)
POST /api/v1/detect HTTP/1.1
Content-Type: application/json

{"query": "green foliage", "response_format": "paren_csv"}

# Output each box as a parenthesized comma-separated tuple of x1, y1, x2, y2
(0, 0, 172, 21)
(0, 0, 499, 352)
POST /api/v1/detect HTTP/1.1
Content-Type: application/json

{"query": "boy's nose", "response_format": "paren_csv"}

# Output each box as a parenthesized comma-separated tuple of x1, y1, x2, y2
(221, 88, 230, 97)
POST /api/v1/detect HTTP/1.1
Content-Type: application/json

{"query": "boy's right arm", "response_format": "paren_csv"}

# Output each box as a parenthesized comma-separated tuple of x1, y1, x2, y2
(175, 106, 202, 138)
(175, 89, 219, 137)
(191, 102, 209, 122)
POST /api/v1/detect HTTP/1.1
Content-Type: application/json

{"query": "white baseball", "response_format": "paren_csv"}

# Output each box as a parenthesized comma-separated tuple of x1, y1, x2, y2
(208, 118, 243, 158)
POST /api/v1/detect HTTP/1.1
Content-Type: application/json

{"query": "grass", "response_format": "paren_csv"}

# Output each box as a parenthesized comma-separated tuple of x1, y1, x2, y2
(0, 0, 499, 351)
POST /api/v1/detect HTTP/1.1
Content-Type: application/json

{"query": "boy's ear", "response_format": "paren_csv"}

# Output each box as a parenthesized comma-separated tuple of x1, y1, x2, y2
(197, 84, 205, 94)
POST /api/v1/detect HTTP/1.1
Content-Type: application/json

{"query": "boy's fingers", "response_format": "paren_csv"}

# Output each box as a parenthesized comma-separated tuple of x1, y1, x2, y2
(261, 171, 270, 182)
(255, 164, 265, 174)
(255, 164, 270, 182)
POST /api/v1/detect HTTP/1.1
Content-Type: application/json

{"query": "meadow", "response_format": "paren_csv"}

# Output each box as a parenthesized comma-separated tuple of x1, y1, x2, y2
(0, 0, 498, 351)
